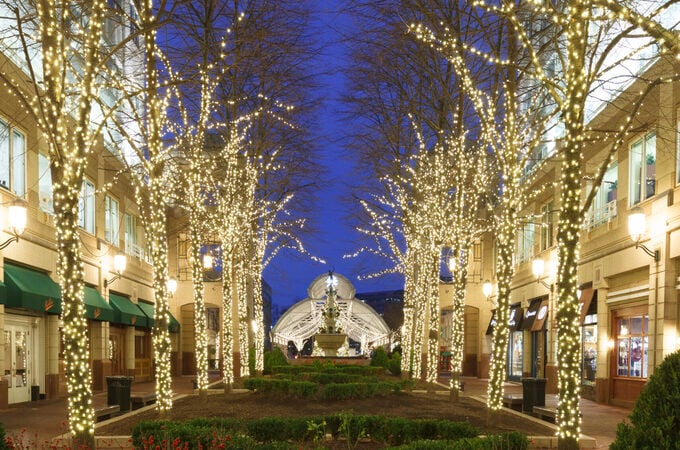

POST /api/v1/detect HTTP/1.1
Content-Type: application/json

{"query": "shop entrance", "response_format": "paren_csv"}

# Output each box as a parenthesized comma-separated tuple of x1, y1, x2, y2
(3, 323, 32, 403)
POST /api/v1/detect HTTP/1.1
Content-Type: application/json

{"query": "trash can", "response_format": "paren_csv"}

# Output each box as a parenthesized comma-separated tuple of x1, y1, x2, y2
(521, 377, 546, 414)
(106, 376, 133, 411)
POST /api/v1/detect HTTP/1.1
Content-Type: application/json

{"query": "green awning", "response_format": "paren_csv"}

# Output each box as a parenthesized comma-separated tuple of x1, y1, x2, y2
(0, 281, 6, 304)
(138, 300, 180, 333)
(84, 286, 115, 322)
(137, 301, 155, 328)
(109, 293, 148, 327)
(4, 263, 61, 314)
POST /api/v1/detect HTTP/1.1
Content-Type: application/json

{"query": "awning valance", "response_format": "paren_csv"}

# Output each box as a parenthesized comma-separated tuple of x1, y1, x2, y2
(84, 286, 115, 322)
(109, 293, 148, 327)
(138, 300, 180, 333)
(4, 263, 61, 314)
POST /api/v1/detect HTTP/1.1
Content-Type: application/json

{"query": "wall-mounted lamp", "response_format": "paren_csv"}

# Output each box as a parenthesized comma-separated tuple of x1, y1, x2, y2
(0, 200, 27, 250)
(167, 278, 178, 296)
(532, 258, 552, 290)
(607, 339, 615, 349)
(203, 254, 213, 270)
(628, 207, 659, 261)
(482, 280, 493, 299)
(104, 254, 127, 288)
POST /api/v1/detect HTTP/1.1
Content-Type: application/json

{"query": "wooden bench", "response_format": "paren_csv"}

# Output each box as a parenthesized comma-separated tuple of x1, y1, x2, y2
(502, 395, 523, 411)
(95, 405, 120, 422)
(131, 393, 157, 410)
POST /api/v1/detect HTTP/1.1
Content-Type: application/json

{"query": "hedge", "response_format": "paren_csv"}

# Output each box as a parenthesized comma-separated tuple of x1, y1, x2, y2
(243, 377, 403, 400)
(132, 414, 489, 449)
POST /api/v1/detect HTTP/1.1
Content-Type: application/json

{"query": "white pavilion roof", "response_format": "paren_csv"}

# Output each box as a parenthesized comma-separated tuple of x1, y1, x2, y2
(271, 273, 391, 349)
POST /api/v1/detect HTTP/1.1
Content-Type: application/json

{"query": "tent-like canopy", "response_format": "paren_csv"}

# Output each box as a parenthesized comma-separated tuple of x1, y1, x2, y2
(271, 273, 391, 351)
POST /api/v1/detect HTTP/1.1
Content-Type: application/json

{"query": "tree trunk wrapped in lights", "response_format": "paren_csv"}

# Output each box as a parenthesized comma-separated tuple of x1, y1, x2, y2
(236, 253, 250, 377)
(7, 1, 109, 444)
(189, 212, 210, 397)
(219, 253, 235, 390)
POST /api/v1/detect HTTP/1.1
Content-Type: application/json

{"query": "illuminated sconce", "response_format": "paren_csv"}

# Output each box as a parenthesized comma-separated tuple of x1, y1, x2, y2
(532, 258, 552, 290)
(0, 200, 27, 250)
(203, 253, 213, 270)
(607, 339, 615, 349)
(448, 256, 456, 271)
(628, 207, 659, 261)
(104, 254, 127, 288)
(482, 280, 493, 299)
(167, 278, 178, 296)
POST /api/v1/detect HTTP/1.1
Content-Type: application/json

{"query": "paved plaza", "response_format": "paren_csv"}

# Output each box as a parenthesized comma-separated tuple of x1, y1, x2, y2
(0, 376, 631, 449)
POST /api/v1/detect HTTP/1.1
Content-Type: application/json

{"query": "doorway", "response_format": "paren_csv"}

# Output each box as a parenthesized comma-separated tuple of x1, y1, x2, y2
(3, 323, 32, 403)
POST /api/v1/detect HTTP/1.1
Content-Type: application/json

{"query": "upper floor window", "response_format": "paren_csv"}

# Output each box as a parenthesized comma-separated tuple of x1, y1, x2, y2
(516, 222, 535, 265)
(79, 179, 95, 234)
(676, 119, 680, 184)
(105, 195, 119, 245)
(0, 119, 26, 197)
(629, 131, 655, 205)
(38, 153, 54, 214)
(539, 202, 554, 251)
(586, 162, 618, 230)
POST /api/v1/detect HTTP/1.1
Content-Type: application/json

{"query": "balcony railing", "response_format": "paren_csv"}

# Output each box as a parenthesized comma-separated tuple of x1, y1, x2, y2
(125, 240, 152, 264)
(583, 200, 617, 230)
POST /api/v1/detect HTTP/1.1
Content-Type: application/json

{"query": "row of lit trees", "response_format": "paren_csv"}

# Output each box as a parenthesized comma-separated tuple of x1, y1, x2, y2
(0, 0, 317, 443)
(410, 1, 680, 449)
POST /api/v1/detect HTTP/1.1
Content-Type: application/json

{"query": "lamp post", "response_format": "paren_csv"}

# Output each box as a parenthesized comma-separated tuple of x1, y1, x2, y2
(627, 207, 659, 261)
(0, 201, 27, 250)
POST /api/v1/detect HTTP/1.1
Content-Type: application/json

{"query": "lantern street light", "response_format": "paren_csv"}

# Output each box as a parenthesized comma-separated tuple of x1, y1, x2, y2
(167, 278, 178, 296)
(104, 254, 127, 288)
(532, 258, 552, 290)
(0, 200, 27, 250)
(627, 207, 659, 261)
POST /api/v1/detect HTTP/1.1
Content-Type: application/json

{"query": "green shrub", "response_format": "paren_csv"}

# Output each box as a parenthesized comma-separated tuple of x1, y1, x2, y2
(263, 347, 288, 374)
(243, 377, 318, 397)
(0, 424, 9, 450)
(611, 350, 680, 450)
(371, 347, 390, 369)
(390, 432, 528, 449)
(388, 352, 402, 375)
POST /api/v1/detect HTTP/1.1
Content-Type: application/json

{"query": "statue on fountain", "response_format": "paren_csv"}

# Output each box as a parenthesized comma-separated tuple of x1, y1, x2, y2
(314, 271, 348, 356)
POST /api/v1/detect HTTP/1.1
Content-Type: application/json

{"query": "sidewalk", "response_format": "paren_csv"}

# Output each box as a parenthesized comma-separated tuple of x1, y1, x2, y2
(0, 375, 632, 449)
(0, 376, 198, 445)
(454, 377, 631, 449)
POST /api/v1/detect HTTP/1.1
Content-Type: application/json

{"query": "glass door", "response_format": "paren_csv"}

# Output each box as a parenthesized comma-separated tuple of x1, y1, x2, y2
(3, 325, 31, 403)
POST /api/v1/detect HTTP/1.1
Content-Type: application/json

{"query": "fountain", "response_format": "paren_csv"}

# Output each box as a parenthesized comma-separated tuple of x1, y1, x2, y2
(313, 271, 348, 356)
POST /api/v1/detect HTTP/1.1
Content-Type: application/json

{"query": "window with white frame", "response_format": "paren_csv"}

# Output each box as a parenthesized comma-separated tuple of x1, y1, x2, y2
(516, 222, 535, 264)
(78, 179, 95, 233)
(0, 119, 26, 197)
(676, 119, 680, 184)
(38, 153, 54, 214)
(588, 162, 618, 229)
(124, 213, 142, 258)
(540, 202, 554, 251)
(629, 131, 655, 205)
(105, 195, 119, 245)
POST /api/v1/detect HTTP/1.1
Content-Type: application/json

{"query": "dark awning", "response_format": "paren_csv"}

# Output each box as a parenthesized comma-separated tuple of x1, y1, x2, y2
(508, 304, 524, 331)
(0, 281, 6, 304)
(485, 310, 496, 335)
(4, 263, 61, 314)
(109, 293, 148, 327)
(84, 286, 115, 322)
(579, 288, 596, 324)
(531, 299, 549, 331)
(137, 300, 180, 333)
(520, 298, 543, 330)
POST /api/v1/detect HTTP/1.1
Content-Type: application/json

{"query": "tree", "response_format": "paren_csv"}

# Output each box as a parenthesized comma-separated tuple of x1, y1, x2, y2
(0, 0, 114, 443)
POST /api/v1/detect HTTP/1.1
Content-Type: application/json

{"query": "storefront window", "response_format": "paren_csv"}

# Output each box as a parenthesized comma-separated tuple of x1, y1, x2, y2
(581, 313, 597, 385)
(616, 314, 648, 378)
(508, 330, 524, 378)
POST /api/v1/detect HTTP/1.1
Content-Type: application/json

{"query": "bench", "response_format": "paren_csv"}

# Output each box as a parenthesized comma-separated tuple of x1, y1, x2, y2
(533, 406, 556, 422)
(131, 393, 157, 410)
(95, 405, 120, 422)
(502, 395, 522, 412)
